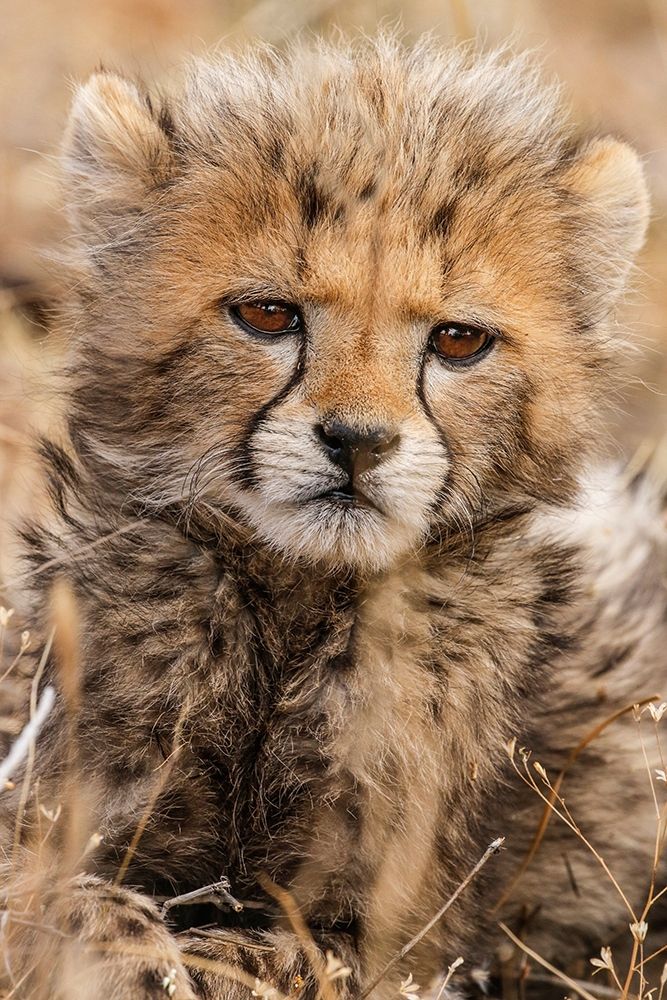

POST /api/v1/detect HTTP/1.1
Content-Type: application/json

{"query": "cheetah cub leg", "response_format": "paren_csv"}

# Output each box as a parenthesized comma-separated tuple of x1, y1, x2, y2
(180, 928, 359, 1000)
(3, 875, 196, 1000)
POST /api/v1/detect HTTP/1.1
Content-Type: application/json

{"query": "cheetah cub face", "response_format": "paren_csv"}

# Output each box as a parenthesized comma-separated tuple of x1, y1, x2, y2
(62, 41, 648, 570)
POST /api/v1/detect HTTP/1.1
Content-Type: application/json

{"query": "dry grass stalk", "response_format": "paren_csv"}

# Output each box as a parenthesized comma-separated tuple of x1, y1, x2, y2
(0, 685, 54, 791)
(10, 628, 54, 866)
(49, 578, 86, 876)
(499, 922, 599, 1000)
(358, 837, 505, 1000)
(503, 702, 667, 1000)
(0, 519, 146, 596)
(114, 737, 185, 887)
(258, 874, 338, 1000)
(495, 695, 660, 913)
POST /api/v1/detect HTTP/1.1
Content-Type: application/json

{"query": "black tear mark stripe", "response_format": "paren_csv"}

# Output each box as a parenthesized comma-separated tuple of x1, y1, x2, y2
(416, 351, 451, 456)
(235, 340, 308, 490)
(416, 351, 453, 520)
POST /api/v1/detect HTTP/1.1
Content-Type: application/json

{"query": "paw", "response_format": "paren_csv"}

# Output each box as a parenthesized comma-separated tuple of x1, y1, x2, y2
(179, 928, 321, 1000)
(36, 876, 198, 999)
(179, 929, 274, 1000)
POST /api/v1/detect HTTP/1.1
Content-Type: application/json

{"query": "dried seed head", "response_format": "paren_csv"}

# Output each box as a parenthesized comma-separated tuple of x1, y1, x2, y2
(533, 761, 548, 783)
(649, 702, 667, 723)
(324, 951, 352, 982)
(399, 973, 421, 999)
(0, 607, 14, 628)
(590, 946, 614, 973)
(84, 831, 104, 855)
(630, 920, 648, 943)
(39, 803, 62, 823)
(161, 968, 178, 997)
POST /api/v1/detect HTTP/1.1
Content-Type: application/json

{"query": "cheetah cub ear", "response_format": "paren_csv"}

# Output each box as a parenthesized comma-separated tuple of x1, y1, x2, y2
(62, 71, 174, 239)
(562, 137, 649, 305)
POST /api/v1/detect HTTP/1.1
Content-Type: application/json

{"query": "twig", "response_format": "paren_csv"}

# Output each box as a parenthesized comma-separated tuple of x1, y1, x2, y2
(12, 629, 55, 865)
(526, 971, 623, 999)
(0, 634, 31, 687)
(115, 697, 192, 885)
(161, 876, 244, 915)
(358, 837, 505, 1000)
(0, 685, 55, 789)
(506, 750, 637, 921)
(0, 909, 70, 940)
(499, 923, 599, 1000)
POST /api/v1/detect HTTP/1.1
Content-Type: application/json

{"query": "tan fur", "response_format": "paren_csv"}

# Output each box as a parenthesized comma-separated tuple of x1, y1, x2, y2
(1, 34, 663, 1000)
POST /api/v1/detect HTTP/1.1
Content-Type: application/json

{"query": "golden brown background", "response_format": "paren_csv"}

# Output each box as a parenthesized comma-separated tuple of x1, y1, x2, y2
(1, 0, 666, 584)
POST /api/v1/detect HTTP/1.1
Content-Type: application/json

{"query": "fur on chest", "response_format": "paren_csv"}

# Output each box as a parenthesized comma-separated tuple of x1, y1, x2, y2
(29, 505, 583, 906)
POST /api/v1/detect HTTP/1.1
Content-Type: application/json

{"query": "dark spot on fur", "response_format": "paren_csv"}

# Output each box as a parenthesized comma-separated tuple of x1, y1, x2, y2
(67, 910, 85, 934)
(118, 915, 149, 938)
(150, 338, 194, 379)
(138, 902, 164, 926)
(266, 138, 285, 172)
(427, 200, 456, 238)
(452, 159, 488, 192)
(140, 969, 165, 995)
(592, 642, 637, 679)
(158, 104, 177, 142)
(358, 179, 377, 200)
(297, 166, 344, 228)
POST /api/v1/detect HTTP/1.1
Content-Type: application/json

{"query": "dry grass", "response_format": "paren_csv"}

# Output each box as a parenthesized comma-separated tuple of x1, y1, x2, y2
(0, 0, 666, 997)
(503, 712, 667, 1000)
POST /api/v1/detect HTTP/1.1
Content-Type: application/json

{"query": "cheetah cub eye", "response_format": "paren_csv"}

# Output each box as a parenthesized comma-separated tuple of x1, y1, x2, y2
(429, 323, 496, 365)
(229, 301, 302, 338)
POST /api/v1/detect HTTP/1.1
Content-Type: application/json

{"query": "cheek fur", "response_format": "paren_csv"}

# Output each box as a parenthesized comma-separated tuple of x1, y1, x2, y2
(420, 354, 565, 512)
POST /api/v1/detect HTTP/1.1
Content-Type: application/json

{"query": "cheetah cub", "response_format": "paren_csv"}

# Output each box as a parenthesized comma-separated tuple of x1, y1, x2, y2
(2, 34, 665, 1000)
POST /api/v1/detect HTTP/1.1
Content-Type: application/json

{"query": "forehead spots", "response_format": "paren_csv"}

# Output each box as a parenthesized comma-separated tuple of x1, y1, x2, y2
(424, 199, 457, 241)
(297, 165, 346, 229)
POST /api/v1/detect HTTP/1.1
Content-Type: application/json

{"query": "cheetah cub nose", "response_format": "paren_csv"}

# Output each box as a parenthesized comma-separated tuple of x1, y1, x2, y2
(316, 420, 400, 478)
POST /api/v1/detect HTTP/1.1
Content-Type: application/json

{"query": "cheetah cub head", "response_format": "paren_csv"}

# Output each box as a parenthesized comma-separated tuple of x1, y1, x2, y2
(61, 39, 648, 571)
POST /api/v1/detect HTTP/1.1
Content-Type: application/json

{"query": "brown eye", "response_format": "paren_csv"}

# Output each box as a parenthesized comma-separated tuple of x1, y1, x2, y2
(231, 301, 301, 336)
(430, 324, 494, 364)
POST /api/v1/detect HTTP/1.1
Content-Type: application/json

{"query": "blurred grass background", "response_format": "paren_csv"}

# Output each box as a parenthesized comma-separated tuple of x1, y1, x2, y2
(0, 0, 666, 590)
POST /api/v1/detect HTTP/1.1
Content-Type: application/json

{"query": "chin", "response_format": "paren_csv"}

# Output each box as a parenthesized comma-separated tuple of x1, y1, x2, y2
(235, 491, 425, 573)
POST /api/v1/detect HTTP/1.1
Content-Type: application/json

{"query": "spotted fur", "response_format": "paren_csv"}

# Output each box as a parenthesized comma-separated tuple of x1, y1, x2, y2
(2, 35, 664, 1000)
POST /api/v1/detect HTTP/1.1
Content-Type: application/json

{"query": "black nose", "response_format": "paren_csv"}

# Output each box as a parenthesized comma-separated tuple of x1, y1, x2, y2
(316, 420, 400, 478)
